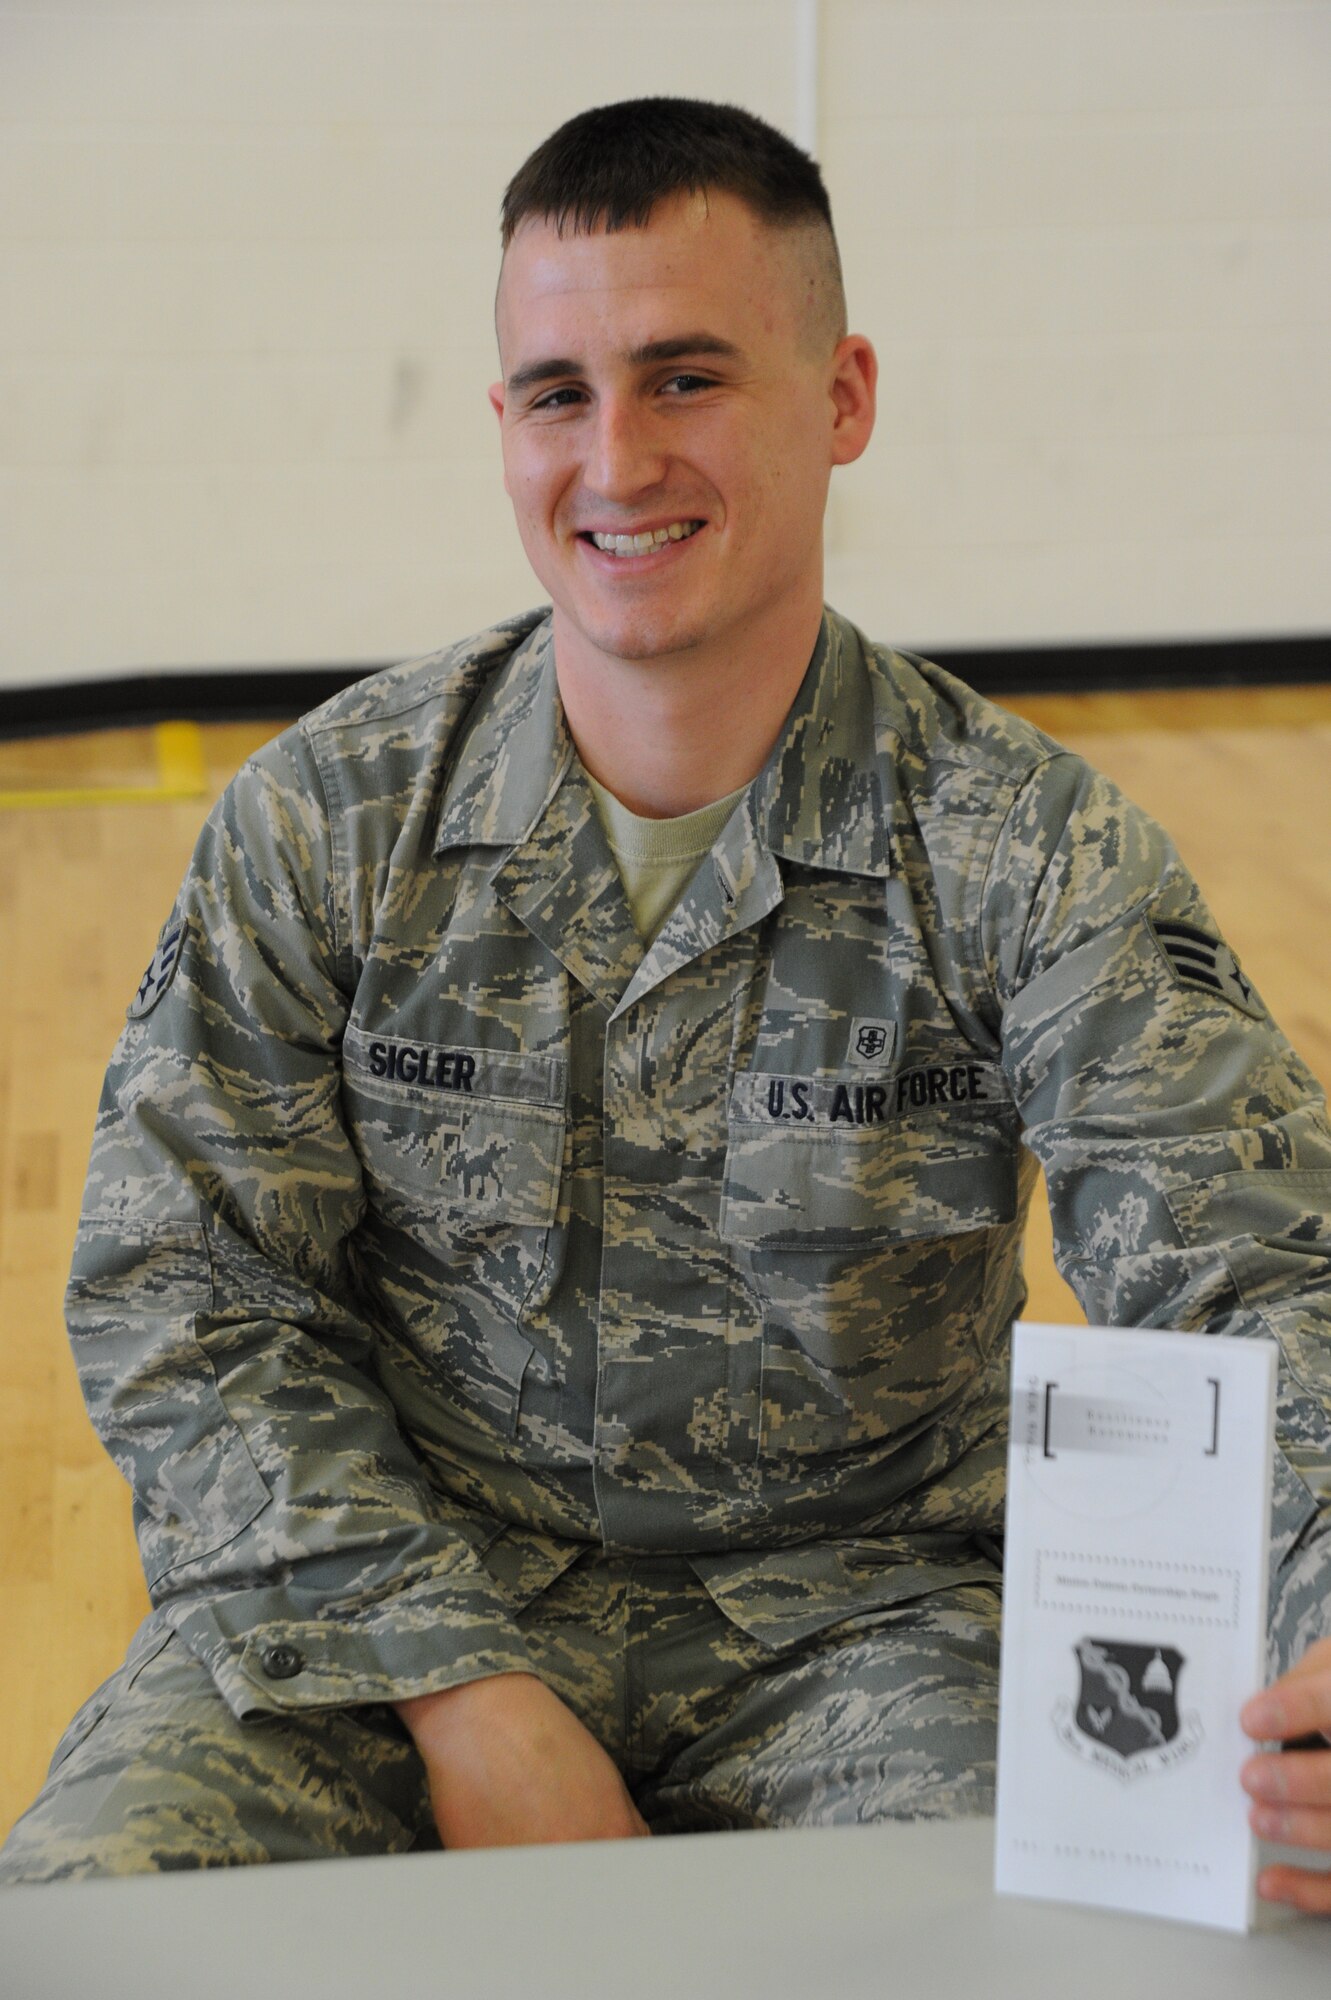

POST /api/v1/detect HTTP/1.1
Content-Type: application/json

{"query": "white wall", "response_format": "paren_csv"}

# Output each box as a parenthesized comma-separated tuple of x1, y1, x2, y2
(0, 0, 1327, 689)
(822, 0, 1331, 648)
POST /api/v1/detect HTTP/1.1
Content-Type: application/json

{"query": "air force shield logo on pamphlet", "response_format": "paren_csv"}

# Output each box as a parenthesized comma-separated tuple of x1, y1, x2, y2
(128, 916, 187, 1020)
(1053, 1639, 1203, 1780)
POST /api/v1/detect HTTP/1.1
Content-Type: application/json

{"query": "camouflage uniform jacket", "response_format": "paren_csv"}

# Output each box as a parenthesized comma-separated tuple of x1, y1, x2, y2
(68, 608, 1331, 1720)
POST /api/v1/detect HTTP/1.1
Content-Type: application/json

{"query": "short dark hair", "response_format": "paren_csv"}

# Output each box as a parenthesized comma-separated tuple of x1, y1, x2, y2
(501, 96, 837, 247)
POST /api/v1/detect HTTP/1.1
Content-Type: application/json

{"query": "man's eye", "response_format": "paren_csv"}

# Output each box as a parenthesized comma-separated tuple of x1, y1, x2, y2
(531, 386, 584, 411)
(662, 373, 714, 395)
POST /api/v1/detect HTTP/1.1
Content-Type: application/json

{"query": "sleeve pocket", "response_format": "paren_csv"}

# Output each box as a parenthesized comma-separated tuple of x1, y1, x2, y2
(67, 1220, 272, 1591)
(1270, 1444, 1320, 1577)
(45, 1684, 115, 1777)
(1165, 1168, 1331, 1399)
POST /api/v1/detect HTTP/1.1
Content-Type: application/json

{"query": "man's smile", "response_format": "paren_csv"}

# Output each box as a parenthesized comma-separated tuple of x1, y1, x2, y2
(579, 520, 707, 562)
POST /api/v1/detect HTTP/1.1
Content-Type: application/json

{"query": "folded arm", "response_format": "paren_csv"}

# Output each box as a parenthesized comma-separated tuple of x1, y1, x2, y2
(68, 728, 536, 1720)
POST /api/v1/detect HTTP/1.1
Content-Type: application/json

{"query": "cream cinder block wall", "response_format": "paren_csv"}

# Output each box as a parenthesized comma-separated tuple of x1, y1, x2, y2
(821, 0, 1331, 649)
(0, 0, 1327, 690)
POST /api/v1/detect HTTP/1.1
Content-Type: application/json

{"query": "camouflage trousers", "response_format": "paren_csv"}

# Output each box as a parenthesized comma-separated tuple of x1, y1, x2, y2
(0, 1554, 1001, 1881)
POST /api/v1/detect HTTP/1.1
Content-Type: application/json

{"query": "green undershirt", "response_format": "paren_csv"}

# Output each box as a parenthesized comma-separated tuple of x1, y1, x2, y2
(584, 766, 749, 943)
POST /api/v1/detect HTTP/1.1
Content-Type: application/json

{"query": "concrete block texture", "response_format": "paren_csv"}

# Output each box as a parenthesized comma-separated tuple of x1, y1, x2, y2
(0, 0, 1326, 684)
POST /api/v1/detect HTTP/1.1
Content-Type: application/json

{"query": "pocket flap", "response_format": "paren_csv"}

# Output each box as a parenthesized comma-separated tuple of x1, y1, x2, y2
(344, 1028, 565, 1230)
(689, 1540, 1000, 1647)
(721, 1064, 1017, 1247)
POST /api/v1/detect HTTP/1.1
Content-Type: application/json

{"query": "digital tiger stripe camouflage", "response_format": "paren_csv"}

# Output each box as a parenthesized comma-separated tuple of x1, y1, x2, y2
(4, 605, 1329, 1877)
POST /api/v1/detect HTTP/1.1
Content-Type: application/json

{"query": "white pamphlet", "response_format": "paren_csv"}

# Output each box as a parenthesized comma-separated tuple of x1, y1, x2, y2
(994, 1319, 1276, 1932)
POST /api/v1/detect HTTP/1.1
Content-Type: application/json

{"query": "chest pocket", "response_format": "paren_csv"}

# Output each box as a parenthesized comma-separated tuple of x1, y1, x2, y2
(720, 1064, 1019, 1462)
(342, 1027, 567, 1433)
(345, 1028, 565, 1226)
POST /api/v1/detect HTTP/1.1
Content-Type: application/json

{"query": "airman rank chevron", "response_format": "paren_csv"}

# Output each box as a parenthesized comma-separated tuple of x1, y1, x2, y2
(1147, 916, 1265, 1021)
(128, 916, 188, 1020)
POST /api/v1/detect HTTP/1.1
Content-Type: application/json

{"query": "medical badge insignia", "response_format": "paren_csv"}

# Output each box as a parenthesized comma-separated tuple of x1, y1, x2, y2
(849, 1017, 895, 1065)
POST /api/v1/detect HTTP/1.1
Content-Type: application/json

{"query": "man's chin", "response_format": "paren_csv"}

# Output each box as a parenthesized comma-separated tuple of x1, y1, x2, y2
(554, 606, 710, 670)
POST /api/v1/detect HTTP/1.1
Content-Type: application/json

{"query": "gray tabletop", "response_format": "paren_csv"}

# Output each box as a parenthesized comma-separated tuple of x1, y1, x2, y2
(2, 1817, 1326, 2000)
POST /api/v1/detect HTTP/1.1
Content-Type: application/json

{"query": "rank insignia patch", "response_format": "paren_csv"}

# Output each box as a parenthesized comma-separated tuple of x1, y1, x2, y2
(1147, 917, 1265, 1020)
(128, 916, 187, 1020)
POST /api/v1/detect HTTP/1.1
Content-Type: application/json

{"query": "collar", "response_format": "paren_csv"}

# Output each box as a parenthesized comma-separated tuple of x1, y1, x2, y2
(433, 607, 895, 881)
(434, 617, 571, 854)
(750, 611, 895, 880)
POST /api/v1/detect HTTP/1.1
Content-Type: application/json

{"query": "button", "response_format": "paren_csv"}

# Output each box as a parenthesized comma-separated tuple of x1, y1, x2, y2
(261, 1643, 304, 1680)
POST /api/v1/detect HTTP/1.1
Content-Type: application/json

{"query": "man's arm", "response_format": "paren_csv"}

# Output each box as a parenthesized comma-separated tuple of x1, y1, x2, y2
(978, 750, 1331, 1905)
(395, 1677, 649, 1846)
(68, 726, 538, 1722)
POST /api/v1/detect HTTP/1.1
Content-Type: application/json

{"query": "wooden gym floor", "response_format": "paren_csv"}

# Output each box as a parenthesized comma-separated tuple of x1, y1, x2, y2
(2, 686, 1329, 1843)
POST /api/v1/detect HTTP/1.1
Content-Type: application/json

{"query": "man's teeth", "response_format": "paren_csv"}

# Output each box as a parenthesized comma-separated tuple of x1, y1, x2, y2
(589, 522, 701, 556)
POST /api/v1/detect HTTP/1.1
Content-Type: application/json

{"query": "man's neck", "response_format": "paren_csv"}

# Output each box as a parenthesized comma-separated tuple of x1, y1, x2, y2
(552, 604, 824, 821)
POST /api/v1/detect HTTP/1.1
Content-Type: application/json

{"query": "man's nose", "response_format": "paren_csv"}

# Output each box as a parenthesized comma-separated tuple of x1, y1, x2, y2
(584, 396, 667, 501)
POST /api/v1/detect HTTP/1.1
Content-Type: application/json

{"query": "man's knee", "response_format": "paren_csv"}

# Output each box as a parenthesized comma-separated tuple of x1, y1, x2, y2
(0, 1617, 431, 1882)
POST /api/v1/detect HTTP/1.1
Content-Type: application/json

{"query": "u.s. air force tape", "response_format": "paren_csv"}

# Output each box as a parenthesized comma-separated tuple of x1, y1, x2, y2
(1146, 916, 1265, 1021)
(731, 1060, 1006, 1128)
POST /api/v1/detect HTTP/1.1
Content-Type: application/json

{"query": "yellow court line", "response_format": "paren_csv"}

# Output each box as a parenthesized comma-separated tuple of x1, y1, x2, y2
(0, 721, 209, 811)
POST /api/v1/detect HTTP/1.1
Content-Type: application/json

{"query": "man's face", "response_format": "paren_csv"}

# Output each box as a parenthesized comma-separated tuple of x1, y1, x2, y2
(490, 190, 874, 678)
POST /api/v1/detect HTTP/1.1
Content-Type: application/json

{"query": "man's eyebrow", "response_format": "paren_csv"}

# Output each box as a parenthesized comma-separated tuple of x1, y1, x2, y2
(506, 356, 581, 395)
(625, 334, 744, 367)
(505, 333, 744, 396)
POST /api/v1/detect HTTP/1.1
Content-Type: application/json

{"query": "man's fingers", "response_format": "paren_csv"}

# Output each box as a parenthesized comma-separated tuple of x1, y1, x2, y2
(1258, 1863, 1331, 1916)
(1248, 1803, 1331, 1851)
(1242, 1748, 1331, 1809)
(1242, 1636, 1331, 1744)
(1241, 1673, 1331, 1744)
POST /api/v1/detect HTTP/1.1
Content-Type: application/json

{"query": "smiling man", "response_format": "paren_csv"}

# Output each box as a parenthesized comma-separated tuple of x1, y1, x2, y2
(488, 171, 872, 819)
(3, 98, 1331, 1909)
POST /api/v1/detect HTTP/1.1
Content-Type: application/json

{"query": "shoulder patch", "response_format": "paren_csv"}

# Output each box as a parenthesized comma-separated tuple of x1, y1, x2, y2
(1146, 917, 1265, 1021)
(128, 915, 188, 1020)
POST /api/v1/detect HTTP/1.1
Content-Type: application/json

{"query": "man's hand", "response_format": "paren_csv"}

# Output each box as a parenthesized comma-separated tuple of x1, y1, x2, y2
(395, 1672, 650, 1849)
(1241, 1635, 1331, 1913)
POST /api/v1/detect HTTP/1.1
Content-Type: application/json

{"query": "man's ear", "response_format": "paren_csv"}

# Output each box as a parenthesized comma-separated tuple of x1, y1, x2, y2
(488, 382, 512, 494)
(828, 334, 877, 468)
